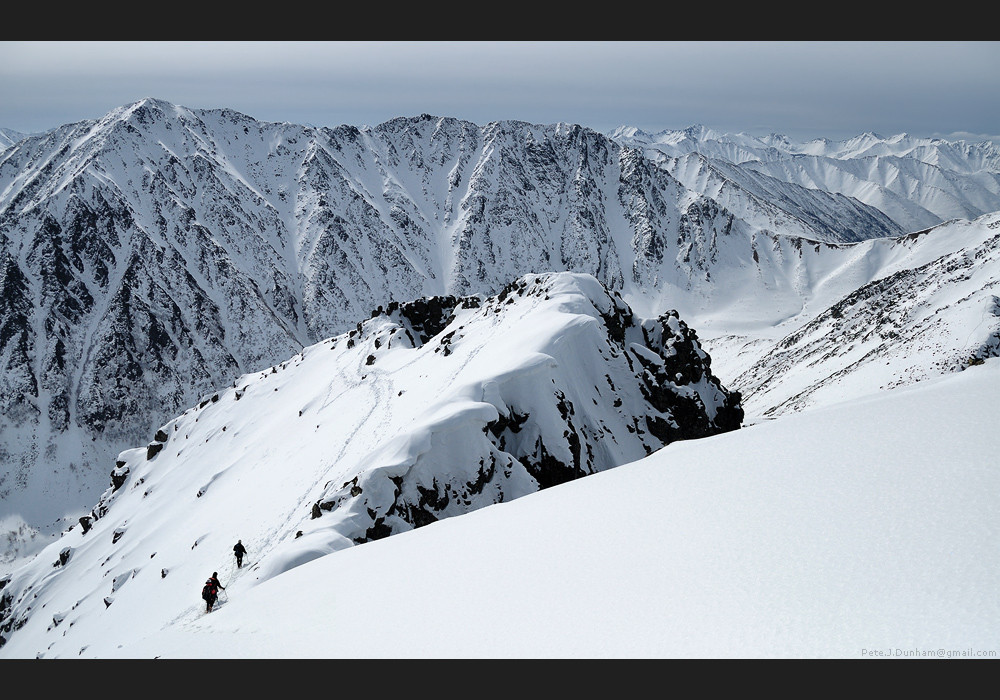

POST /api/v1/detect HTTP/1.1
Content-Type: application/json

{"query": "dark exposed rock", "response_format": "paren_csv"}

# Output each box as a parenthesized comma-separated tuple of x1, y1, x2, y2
(110, 461, 130, 491)
(382, 294, 478, 346)
(522, 435, 584, 490)
(466, 456, 497, 496)
(485, 408, 529, 450)
(358, 517, 393, 543)
(1, 587, 13, 648)
(632, 310, 744, 439)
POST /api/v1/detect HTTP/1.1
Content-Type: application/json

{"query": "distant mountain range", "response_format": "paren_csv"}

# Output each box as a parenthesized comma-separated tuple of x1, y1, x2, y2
(0, 128, 33, 151)
(1, 98, 998, 568)
(610, 123, 1000, 234)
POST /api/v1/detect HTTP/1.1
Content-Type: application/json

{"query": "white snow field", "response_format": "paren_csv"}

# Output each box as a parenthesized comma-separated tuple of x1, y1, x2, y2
(4, 357, 996, 659)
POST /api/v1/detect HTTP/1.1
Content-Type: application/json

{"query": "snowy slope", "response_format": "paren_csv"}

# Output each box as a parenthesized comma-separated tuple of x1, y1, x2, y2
(0, 272, 742, 655)
(0, 128, 36, 152)
(689, 212, 1000, 420)
(2, 355, 995, 659)
(642, 150, 905, 244)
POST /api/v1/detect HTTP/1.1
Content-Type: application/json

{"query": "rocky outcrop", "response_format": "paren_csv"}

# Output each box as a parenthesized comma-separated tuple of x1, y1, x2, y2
(307, 273, 742, 545)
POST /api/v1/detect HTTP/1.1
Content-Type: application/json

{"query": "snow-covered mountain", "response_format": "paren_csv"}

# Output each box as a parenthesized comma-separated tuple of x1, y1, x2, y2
(1, 98, 998, 588)
(0, 128, 31, 151)
(0, 99, 910, 554)
(0, 271, 744, 654)
(1, 100, 998, 657)
(691, 212, 1000, 419)
(611, 124, 1000, 234)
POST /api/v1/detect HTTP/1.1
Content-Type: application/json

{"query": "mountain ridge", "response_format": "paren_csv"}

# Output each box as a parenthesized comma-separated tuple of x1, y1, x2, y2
(0, 271, 744, 652)
(611, 123, 1000, 233)
(1, 98, 998, 569)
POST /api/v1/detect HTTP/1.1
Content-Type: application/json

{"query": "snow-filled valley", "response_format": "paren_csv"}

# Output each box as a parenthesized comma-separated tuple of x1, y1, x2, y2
(1, 100, 998, 658)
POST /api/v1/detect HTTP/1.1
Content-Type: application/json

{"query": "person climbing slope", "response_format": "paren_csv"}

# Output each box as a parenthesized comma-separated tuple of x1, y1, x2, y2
(202, 572, 225, 612)
(233, 539, 247, 568)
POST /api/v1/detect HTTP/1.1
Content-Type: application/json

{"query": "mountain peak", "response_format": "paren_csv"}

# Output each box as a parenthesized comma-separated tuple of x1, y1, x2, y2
(608, 125, 654, 142)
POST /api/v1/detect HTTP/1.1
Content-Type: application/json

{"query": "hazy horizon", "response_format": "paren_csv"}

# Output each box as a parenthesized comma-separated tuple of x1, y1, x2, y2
(2, 41, 998, 145)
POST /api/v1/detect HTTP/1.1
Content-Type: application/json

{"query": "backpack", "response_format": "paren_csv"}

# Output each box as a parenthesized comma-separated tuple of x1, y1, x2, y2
(202, 582, 216, 601)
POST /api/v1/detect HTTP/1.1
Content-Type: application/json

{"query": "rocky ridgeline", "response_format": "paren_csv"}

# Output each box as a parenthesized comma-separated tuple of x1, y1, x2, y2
(306, 273, 743, 546)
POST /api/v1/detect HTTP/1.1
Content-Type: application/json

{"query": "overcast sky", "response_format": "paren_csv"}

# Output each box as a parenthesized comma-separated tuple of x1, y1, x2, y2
(2, 41, 998, 143)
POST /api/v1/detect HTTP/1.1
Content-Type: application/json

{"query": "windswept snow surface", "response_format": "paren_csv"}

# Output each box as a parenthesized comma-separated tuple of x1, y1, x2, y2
(3, 358, 996, 658)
